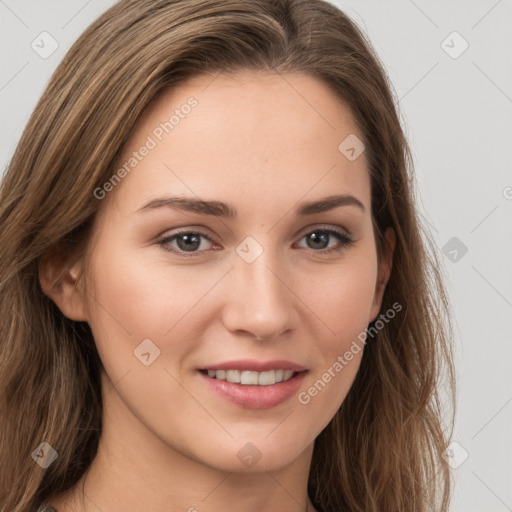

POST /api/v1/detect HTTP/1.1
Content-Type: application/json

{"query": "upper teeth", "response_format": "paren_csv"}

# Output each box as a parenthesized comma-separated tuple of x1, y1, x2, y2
(207, 369, 295, 385)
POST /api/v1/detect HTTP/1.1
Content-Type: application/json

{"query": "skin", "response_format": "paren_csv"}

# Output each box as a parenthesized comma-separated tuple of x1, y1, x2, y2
(40, 70, 395, 512)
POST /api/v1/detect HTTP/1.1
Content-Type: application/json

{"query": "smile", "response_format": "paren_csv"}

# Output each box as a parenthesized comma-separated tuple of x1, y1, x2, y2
(199, 369, 296, 386)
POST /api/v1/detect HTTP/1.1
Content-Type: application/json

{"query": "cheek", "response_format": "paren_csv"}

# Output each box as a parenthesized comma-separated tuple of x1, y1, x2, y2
(85, 239, 224, 341)
(292, 248, 378, 421)
(83, 238, 232, 370)
(296, 249, 378, 350)
(326, 274, 374, 333)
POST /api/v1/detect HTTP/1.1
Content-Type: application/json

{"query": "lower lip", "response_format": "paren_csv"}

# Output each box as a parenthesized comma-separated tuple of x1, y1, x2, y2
(198, 371, 307, 409)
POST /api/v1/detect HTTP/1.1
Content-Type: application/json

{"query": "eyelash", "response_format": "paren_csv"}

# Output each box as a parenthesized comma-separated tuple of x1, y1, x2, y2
(157, 226, 354, 257)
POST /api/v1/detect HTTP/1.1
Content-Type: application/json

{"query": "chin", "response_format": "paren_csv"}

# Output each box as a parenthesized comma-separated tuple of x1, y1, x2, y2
(189, 433, 312, 474)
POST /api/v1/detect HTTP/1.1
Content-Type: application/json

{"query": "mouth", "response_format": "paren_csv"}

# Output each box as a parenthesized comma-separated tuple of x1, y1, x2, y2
(198, 368, 300, 386)
(197, 364, 308, 409)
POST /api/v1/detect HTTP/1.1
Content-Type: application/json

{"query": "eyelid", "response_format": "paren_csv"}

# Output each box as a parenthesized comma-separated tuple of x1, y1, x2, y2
(157, 225, 216, 244)
(295, 223, 352, 239)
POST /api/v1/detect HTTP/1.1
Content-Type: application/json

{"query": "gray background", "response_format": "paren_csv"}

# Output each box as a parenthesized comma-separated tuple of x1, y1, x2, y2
(1, 1, 511, 510)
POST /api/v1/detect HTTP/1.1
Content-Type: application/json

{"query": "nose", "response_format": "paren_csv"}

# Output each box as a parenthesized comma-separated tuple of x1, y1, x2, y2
(220, 246, 297, 341)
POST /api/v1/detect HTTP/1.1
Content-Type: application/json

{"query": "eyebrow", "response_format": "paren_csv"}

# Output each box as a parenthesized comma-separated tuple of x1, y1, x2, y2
(137, 194, 366, 218)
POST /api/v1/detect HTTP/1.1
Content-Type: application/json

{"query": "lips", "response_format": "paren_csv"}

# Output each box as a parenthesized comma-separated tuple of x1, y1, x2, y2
(197, 359, 307, 409)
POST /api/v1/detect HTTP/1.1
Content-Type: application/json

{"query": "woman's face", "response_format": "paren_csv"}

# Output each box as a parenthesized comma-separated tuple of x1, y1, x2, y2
(68, 71, 394, 472)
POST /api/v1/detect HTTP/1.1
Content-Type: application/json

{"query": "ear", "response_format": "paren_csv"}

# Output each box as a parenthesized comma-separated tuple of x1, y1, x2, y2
(369, 227, 396, 323)
(38, 245, 88, 322)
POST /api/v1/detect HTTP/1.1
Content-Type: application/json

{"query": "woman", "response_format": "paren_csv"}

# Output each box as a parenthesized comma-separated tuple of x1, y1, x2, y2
(0, 0, 456, 511)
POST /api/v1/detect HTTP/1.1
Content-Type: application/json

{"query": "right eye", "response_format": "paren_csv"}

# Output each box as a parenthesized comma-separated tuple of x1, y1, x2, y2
(158, 230, 218, 256)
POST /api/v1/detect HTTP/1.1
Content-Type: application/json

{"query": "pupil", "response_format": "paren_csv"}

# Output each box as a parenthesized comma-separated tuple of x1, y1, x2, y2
(177, 234, 200, 251)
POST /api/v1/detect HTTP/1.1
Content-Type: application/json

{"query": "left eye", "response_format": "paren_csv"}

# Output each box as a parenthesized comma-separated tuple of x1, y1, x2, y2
(158, 227, 353, 256)
(296, 228, 353, 253)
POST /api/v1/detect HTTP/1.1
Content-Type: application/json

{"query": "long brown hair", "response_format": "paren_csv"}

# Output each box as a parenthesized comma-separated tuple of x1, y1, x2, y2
(0, 1, 456, 510)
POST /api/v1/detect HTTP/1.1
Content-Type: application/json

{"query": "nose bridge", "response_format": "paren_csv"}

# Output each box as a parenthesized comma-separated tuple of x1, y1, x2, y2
(223, 238, 294, 339)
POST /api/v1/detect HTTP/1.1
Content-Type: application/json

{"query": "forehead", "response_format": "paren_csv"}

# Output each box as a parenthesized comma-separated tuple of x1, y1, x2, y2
(107, 70, 370, 216)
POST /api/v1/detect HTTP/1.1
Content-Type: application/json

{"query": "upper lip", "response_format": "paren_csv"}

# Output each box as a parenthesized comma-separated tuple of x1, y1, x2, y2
(198, 359, 306, 372)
